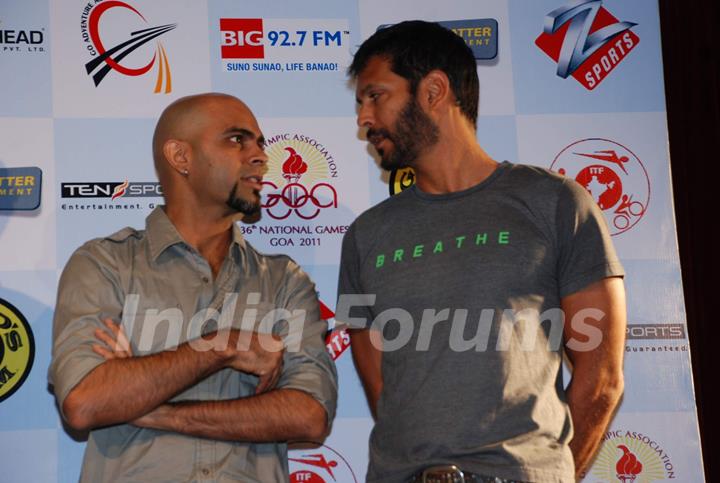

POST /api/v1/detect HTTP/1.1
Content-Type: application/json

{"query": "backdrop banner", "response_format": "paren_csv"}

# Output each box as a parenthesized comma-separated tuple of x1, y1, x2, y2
(0, 0, 704, 481)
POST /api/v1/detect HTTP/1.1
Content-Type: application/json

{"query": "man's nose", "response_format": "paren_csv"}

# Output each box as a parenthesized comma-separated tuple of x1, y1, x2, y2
(249, 144, 269, 167)
(357, 103, 375, 129)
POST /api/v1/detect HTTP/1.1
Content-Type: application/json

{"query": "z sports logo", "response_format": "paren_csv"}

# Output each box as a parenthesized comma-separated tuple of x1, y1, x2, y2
(81, 0, 177, 93)
(535, 0, 639, 90)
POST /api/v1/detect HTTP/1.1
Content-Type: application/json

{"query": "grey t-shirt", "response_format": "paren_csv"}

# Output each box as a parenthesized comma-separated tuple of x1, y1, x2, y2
(337, 162, 624, 483)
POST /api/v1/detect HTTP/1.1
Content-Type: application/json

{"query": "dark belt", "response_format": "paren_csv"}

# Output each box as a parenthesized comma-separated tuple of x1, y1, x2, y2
(408, 465, 525, 483)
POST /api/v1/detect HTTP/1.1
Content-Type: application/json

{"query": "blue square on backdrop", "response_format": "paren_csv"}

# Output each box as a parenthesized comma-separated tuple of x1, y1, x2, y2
(0, 0, 52, 117)
(508, 0, 667, 114)
(54, 118, 159, 267)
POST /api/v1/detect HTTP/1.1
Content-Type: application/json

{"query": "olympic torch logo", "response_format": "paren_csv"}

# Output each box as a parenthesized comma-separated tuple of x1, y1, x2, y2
(262, 134, 338, 220)
(616, 445, 643, 482)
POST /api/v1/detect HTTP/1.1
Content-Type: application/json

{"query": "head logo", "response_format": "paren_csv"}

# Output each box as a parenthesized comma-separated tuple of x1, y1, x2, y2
(0, 298, 35, 402)
(535, 0, 639, 90)
(592, 429, 676, 481)
(550, 138, 649, 236)
(0, 19, 46, 54)
(388, 167, 416, 196)
(289, 443, 358, 482)
(81, 0, 177, 93)
(262, 134, 338, 220)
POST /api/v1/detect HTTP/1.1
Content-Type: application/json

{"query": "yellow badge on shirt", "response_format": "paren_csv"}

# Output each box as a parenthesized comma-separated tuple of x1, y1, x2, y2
(388, 167, 416, 196)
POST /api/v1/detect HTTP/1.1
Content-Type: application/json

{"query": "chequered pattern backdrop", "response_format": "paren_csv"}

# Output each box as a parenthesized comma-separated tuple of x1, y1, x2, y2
(0, 0, 704, 481)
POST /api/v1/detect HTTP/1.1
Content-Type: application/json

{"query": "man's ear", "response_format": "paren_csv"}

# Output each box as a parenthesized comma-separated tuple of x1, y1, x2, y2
(418, 69, 452, 111)
(163, 139, 191, 176)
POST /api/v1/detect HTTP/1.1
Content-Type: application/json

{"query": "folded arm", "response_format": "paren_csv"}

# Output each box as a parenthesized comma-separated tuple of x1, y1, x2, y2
(63, 323, 283, 431)
(134, 388, 328, 442)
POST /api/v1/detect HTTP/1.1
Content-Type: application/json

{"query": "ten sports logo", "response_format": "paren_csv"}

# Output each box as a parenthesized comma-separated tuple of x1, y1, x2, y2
(535, 0, 639, 90)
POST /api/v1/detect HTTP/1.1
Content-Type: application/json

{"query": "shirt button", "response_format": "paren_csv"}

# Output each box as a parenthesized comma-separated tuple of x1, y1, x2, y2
(201, 276, 209, 283)
(202, 468, 210, 476)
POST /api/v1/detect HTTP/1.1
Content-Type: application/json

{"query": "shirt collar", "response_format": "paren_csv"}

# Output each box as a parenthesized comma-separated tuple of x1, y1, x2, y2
(146, 206, 247, 262)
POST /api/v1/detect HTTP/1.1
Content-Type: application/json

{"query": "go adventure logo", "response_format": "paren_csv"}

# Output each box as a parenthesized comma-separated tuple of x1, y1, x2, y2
(80, 0, 176, 93)
(0, 298, 35, 402)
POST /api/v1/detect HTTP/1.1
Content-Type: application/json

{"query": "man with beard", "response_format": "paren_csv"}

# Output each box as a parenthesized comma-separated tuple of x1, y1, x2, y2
(337, 21, 625, 482)
(49, 93, 337, 483)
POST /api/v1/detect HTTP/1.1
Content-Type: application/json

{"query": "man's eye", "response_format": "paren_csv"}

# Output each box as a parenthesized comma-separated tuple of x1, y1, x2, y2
(230, 135, 244, 144)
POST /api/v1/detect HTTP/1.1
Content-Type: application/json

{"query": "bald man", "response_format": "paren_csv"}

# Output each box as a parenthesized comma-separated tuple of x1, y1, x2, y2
(49, 93, 337, 483)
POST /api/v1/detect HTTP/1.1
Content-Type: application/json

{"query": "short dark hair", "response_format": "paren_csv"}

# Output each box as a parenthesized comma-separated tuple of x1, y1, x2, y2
(348, 20, 479, 127)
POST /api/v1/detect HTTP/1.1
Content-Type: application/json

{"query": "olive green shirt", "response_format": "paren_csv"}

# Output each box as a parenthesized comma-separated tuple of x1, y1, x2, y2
(48, 207, 337, 483)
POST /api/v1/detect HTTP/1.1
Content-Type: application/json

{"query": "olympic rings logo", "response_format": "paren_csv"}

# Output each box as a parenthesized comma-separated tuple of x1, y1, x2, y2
(261, 181, 338, 220)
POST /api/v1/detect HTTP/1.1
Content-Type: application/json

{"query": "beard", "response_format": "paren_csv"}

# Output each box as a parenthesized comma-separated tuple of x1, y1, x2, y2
(368, 95, 439, 171)
(226, 184, 261, 217)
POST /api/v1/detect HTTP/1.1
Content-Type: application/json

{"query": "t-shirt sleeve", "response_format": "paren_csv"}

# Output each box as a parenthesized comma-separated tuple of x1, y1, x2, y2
(555, 178, 625, 298)
(274, 261, 338, 423)
(47, 244, 125, 417)
(336, 223, 375, 329)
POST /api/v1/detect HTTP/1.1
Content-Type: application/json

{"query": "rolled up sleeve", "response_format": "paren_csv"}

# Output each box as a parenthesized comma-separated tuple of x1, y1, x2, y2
(274, 262, 338, 424)
(48, 244, 125, 416)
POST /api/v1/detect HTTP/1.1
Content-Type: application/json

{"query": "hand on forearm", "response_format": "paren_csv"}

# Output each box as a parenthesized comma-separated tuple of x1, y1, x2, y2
(63, 332, 226, 431)
(136, 389, 328, 442)
(65, 323, 286, 431)
(215, 329, 285, 393)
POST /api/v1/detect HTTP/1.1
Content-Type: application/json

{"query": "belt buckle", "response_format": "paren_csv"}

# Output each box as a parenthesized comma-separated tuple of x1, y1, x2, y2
(421, 465, 465, 483)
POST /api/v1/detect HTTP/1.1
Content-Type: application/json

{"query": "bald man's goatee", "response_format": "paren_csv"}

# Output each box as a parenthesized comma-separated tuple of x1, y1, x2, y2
(227, 184, 262, 217)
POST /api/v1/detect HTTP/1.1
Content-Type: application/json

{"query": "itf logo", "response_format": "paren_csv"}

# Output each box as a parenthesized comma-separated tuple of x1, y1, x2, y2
(551, 139, 649, 236)
(289, 444, 358, 483)
(535, 0, 639, 90)
(80, 0, 177, 93)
